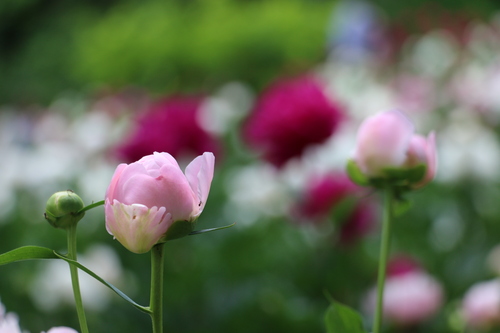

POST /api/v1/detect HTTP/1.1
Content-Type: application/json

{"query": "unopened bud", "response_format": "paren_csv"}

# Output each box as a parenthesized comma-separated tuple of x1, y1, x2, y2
(44, 190, 85, 229)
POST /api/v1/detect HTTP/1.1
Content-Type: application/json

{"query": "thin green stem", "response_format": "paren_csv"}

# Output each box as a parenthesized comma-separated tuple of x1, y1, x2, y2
(373, 187, 394, 333)
(150, 243, 166, 333)
(67, 224, 89, 333)
(77, 200, 105, 214)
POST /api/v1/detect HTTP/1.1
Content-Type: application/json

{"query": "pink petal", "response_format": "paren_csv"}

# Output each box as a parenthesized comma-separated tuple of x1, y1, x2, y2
(105, 200, 171, 254)
(354, 110, 414, 176)
(185, 152, 215, 216)
(105, 163, 127, 201)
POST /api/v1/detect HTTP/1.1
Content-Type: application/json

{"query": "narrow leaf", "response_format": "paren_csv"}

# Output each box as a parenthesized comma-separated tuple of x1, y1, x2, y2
(0, 246, 58, 265)
(325, 301, 366, 333)
(189, 222, 236, 236)
(53, 251, 151, 314)
(0, 246, 150, 314)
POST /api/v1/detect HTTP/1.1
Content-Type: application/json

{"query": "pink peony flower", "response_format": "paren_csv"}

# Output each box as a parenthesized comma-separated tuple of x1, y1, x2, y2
(243, 76, 344, 167)
(352, 110, 436, 187)
(105, 152, 215, 253)
(116, 96, 220, 163)
(462, 279, 500, 329)
(364, 260, 443, 326)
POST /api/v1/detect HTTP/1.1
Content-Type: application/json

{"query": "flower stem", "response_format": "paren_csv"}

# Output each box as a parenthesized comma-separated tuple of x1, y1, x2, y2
(373, 186, 394, 333)
(77, 200, 105, 214)
(67, 224, 89, 333)
(150, 243, 166, 333)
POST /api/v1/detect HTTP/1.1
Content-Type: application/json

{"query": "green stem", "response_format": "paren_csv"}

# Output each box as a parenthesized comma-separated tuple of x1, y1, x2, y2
(77, 200, 105, 214)
(67, 224, 89, 333)
(373, 187, 394, 333)
(150, 243, 166, 333)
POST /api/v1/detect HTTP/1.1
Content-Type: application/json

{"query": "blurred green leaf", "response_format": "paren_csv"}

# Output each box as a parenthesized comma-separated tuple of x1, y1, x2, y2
(53, 251, 151, 314)
(0, 246, 150, 314)
(0, 246, 58, 265)
(325, 300, 366, 333)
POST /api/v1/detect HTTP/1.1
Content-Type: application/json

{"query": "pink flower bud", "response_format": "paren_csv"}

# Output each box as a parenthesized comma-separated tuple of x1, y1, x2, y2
(352, 110, 436, 188)
(354, 111, 414, 176)
(462, 279, 500, 329)
(105, 152, 215, 253)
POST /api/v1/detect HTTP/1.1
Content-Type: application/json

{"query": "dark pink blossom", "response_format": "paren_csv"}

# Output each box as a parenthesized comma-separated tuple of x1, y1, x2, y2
(294, 173, 375, 244)
(387, 255, 422, 277)
(243, 76, 344, 167)
(339, 202, 377, 244)
(297, 173, 358, 219)
(116, 96, 220, 163)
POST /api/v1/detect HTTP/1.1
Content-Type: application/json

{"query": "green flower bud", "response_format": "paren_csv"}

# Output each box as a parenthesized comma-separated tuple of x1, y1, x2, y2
(44, 190, 85, 229)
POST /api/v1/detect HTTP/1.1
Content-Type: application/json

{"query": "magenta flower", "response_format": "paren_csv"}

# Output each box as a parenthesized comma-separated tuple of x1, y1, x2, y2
(116, 96, 220, 163)
(338, 202, 376, 244)
(296, 173, 358, 220)
(294, 173, 376, 244)
(350, 110, 436, 188)
(105, 152, 215, 253)
(243, 76, 344, 167)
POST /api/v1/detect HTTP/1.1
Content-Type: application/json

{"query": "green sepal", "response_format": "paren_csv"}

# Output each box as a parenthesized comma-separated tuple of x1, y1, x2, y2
(325, 300, 366, 333)
(346, 159, 370, 186)
(393, 196, 412, 217)
(381, 164, 426, 185)
(347, 160, 427, 192)
(163, 220, 195, 241)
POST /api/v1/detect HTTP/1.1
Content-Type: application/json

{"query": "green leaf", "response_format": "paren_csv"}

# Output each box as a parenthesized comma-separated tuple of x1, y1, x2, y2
(346, 159, 370, 186)
(325, 301, 366, 333)
(0, 246, 58, 265)
(53, 252, 151, 314)
(189, 222, 236, 236)
(0, 246, 150, 314)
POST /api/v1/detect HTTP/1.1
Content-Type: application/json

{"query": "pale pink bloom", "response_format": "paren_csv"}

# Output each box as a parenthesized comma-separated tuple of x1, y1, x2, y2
(105, 152, 215, 253)
(354, 110, 414, 176)
(405, 132, 437, 188)
(365, 271, 443, 326)
(43, 327, 78, 333)
(353, 110, 436, 186)
(0, 300, 22, 333)
(462, 279, 500, 329)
